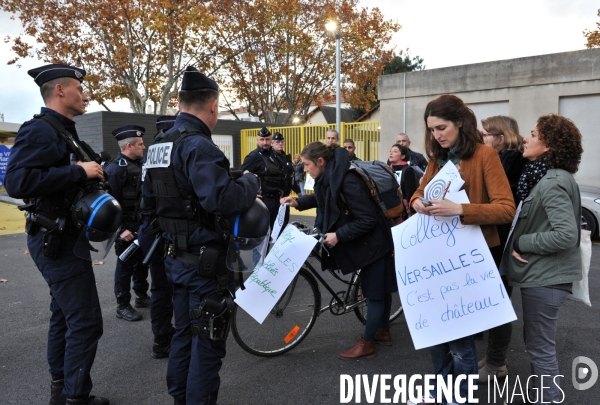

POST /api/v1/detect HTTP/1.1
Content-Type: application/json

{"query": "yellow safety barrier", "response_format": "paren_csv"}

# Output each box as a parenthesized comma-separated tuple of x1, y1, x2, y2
(240, 121, 380, 163)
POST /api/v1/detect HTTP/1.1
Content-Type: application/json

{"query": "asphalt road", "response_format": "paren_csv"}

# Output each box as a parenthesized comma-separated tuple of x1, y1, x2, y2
(0, 213, 599, 405)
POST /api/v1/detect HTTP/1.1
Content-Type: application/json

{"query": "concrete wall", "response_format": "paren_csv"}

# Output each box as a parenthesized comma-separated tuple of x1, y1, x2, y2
(378, 48, 600, 188)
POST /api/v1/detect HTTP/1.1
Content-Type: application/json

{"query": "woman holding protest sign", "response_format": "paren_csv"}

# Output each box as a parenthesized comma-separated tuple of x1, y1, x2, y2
(409, 95, 516, 405)
(281, 142, 397, 360)
(501, 114, 583, 404)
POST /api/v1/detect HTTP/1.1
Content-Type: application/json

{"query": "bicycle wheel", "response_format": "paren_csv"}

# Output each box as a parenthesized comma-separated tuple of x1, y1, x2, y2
(232, 268, 320, 357)
(351, 273, 403, 325)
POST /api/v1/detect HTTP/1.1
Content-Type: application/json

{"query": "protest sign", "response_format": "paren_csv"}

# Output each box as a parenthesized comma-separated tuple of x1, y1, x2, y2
(392, 190, 516, 350)
(235, 224, 317, 324)
(270, 203, 287, 242)
(0, 145, 12, 190)
(304, 174, 315, 191)
(423, 160, 464, 200)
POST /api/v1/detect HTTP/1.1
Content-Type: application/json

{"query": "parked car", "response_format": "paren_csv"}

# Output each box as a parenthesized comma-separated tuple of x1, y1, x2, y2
(580, 185, 600, 239)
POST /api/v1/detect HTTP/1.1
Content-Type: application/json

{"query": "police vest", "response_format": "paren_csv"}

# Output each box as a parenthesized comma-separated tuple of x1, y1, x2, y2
(259, 150, 285, 195)
(145, 127, 222, 252)
(108, 156, 141, 222)
(30, 114, 105, 222)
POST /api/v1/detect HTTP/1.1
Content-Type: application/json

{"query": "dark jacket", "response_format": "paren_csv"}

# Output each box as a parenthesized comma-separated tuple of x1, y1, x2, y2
(496, 148, 528, 246)
(296, 148, 393, 274)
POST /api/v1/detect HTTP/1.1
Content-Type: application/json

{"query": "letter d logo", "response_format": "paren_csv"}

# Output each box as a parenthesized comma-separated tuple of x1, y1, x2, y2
(572, 356, 598, 390)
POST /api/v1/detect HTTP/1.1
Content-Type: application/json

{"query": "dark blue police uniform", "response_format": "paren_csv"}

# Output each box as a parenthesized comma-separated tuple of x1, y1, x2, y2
(239, 146, 286, 229)
(145, 67, 259, 405)
(5, 107, 104, 400)
(104, 150, 149, 316)
(137, 116, 176, 355)
(155, 112, 259, 404)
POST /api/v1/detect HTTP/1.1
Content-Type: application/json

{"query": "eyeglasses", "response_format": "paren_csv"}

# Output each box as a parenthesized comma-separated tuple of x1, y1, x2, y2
(343, 146, 354, 149)
(481, 131, 498, 137)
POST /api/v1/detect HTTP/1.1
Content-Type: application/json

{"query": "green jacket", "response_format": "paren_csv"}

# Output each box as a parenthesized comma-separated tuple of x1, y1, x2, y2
(503, 168, 582, 288)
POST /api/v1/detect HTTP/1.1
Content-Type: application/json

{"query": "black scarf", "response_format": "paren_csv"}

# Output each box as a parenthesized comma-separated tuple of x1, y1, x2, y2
(517, 158, 548, 201)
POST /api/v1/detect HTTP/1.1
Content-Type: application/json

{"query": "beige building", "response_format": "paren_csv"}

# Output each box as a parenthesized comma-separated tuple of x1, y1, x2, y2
(378, 48, 600, 188)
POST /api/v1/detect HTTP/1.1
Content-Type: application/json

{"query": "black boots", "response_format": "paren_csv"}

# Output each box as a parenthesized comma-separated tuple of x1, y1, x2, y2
(152, 327, 176, 359)
(65, 395, 110, 405)
(134, 294, 151, 308)
(116, 303, 142, 321)
(49, 379, 66, 405)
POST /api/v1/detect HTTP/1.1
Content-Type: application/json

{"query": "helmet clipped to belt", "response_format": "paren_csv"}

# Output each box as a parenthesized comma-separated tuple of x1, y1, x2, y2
(72, 190, 123, 260)
(226, 198, 270, 272)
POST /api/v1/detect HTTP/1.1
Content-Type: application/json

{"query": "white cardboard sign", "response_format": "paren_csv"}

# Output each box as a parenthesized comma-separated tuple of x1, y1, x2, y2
(270, 203, 287, 242)
(304, 174, 315, 191)
(392, 190, 517, 350)
(235, 225, 318, 324)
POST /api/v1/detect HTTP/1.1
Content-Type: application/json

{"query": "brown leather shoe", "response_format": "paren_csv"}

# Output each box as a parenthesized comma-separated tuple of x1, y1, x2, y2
(338, 337, 376, 360)
(374, 328, 392, 345)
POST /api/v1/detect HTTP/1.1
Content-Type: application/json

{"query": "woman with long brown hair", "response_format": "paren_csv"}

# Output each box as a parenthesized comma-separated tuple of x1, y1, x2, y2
(408, 95, 515, 405)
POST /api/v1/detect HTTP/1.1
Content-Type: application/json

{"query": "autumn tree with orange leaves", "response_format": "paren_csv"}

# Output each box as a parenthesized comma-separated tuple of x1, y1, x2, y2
(214, 0, 400, 123)
(1, 0, 239, 114)
(584, 9, 600, 48)
(2, 0, 400, 121)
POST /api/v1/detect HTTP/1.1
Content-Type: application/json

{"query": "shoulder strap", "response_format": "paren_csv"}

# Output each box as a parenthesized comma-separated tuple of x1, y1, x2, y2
(35, 114, 99, 163)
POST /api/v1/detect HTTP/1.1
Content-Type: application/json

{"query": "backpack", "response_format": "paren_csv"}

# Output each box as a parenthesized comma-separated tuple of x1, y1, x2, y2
(348, 160, 404, 220)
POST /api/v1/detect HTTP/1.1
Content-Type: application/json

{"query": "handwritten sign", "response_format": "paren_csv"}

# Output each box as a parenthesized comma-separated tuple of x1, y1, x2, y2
(235, 225, 318, 324)
(304, 174, 315, 191)
(0, 145, 12, 189)
(423, 160, 464, 201)
(392, 190, 516, 350)
(270, 203, 288, 242)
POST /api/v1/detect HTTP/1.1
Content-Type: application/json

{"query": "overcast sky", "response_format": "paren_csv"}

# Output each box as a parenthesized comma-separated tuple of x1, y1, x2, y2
(0, 0, 598, 124)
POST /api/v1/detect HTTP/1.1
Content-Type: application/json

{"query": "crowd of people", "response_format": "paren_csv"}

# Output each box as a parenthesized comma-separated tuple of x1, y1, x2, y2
(4, 62, 584, 405)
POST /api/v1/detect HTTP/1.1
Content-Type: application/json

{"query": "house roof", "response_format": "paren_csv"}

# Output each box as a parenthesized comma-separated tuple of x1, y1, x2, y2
(356, 103, 380, 122)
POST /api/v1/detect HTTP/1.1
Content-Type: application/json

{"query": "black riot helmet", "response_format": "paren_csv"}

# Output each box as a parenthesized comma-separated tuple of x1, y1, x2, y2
(72, 191, 123, 242)
(226, 198, 271, 272)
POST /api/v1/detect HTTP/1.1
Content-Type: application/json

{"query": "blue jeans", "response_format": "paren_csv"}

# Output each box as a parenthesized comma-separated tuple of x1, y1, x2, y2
(429, 336, 478, 404)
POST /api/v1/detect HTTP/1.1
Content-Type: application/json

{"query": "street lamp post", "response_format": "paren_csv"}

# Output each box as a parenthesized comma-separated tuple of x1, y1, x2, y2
(326, 21, 341, 135)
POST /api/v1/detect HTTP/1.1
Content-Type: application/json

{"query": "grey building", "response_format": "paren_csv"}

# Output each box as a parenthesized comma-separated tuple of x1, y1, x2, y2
(378, 48, 600, 189)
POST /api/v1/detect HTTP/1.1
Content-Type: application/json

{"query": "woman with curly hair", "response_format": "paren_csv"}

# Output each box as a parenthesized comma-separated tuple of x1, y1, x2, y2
(502, 114, 583, 405)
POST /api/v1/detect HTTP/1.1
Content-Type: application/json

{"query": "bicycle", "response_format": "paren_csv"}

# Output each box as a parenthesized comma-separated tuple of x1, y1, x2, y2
(231, 222, 403, 357)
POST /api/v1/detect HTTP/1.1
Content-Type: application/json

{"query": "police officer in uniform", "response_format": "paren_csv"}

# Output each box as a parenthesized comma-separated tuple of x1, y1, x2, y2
(138, 115, 176, 358)
(239, 127, 288, 229)
(104, 126, 150, 321)
(5, 64, 109, 404)
(271, 131, 300, 228)
(145, 66, 259, 405)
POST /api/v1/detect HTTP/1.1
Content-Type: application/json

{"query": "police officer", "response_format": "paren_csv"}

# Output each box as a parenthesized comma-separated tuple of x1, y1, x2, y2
(5, 64, 109, 404)
(145, 66, 259, 405)
(137, 115, 176, 358)
(104, 126, 150, 322)
(271, 131, 300, 228)
(240, 127, 288, 229)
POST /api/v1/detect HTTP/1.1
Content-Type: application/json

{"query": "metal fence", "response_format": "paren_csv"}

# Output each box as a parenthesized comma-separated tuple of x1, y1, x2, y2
(240, 121, 380, 163)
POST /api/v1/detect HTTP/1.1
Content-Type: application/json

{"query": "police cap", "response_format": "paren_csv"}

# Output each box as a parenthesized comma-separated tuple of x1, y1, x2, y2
(273, 132, 284, 141)
(28, 64, 86, 87)
(181, 66, 218, 92)
(258, 127, 272, 137)
(156, 115, 176, 132)
(112, 125, 145, 141)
